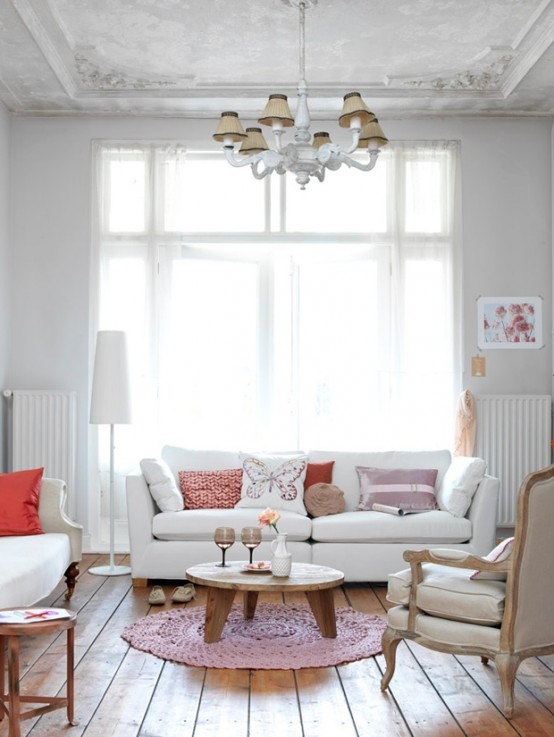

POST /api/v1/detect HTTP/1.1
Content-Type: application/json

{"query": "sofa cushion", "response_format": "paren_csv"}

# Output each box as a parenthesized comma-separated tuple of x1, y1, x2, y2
(179, 469, 243, 509)
(311, 509, 471, 543)
(387, 563, 506, 625)
(0, 468, 44, 536)
(235, 452, 309, 515)
(152, 508, 312, 542)
(162, 446, 242, 473)
(140, 458, 184, 512)
(436, 456, 486, 517)
(356, 467, 438, 512)
(309, 450, 452, 512)
(304, 483, 345, 517)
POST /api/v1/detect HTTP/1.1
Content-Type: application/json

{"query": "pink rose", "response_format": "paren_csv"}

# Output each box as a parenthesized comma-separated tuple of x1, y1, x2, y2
(258, 507, 281, 533)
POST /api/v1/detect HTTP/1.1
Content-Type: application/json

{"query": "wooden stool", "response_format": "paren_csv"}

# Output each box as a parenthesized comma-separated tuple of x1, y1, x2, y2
(0, 609, 77, 737)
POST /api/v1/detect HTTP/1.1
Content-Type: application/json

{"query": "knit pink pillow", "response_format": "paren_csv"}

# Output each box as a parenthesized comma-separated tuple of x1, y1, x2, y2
(178, 469, 243, 509)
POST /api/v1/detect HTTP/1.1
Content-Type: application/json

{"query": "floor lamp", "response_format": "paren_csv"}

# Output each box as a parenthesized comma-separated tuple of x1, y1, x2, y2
(89, 330, 132, 576)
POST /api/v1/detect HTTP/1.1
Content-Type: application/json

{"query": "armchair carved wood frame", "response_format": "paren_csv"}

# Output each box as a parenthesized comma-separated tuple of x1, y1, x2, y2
(380, 464, 554, 718)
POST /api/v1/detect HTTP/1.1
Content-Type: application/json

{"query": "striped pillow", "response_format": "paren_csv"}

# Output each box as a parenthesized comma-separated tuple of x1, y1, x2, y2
(356, 467, 438, 512)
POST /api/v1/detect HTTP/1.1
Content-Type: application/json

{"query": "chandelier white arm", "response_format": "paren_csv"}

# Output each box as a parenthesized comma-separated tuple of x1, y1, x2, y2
(213, 0, 388, 190)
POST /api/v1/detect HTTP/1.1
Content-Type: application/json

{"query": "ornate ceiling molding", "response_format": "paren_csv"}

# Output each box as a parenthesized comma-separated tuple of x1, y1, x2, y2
(2, 0, 554, 115)
(73, 52, 179, 91)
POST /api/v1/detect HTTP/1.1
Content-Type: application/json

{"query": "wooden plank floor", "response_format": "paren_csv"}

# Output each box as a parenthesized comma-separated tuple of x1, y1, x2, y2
(2, 553, 554, 737)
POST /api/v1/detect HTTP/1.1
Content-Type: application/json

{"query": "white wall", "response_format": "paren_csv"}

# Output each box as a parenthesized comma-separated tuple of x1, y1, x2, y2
(7, 115, 553, 543)
(0, 103, 10, 470)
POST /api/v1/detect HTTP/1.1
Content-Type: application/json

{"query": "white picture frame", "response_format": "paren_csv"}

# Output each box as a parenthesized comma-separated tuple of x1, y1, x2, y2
(477, 296, 542, 349)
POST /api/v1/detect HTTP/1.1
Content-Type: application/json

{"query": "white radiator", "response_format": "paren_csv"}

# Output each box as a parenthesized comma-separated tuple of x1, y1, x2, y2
(3, 390, 77, 518)
(475, 394, 552, 526)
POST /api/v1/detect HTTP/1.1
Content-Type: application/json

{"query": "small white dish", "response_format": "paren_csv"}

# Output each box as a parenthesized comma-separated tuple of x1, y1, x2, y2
(241, 562, 271, 573)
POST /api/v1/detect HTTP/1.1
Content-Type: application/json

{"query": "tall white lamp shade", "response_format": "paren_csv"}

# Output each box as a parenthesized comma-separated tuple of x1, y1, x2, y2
(90, 330, 132, 576)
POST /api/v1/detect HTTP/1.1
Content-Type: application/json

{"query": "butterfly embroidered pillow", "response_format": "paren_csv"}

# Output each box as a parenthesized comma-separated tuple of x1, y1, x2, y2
(235, 452, 309, 515)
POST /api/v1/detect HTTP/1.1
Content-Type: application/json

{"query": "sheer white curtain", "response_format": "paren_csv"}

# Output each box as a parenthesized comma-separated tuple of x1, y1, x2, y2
(92, 140, 461, 532)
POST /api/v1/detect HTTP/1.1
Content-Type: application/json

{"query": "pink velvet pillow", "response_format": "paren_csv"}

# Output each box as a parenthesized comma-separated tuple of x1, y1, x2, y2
(0, 467, 45, 536)
(178, 469, 243, 509)
(356, 467, 439, 512)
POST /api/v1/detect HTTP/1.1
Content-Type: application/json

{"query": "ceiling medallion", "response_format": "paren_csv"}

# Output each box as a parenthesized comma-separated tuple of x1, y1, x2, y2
(212, 0, 387, 189)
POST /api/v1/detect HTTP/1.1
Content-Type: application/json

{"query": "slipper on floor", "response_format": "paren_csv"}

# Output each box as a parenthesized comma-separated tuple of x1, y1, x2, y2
(171, 584, 196, 603)
(148, 585, 166, 605)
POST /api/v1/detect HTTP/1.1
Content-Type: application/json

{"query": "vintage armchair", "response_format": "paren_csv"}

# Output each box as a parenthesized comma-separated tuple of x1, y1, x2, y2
(380, 464, 554, 718)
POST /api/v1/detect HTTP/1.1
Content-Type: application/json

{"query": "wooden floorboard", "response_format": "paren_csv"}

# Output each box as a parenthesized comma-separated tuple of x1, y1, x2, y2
(0, 555, 553, 737)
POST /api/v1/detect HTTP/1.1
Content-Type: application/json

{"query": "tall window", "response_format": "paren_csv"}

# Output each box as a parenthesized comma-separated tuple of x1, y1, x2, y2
(93, 141, 460, 467)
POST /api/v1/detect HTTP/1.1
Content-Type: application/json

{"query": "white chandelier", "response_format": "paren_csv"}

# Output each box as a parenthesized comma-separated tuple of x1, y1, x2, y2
(212, 0, 388, 190)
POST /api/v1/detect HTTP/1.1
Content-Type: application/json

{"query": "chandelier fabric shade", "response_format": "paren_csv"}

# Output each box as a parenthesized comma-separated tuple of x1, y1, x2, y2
(358, 119, 389, 150)
(213, 111, 247, 144)
(338, 92, 376, 129)
(212, 0, 388, 189)
(312, 131, 332, 148)
(258, 94, 295, 127)
(240, 127, 270, 155)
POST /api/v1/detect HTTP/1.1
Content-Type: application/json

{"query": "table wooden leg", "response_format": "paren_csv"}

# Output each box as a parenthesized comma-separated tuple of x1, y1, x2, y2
(7, 635, 21, 737)
(243, 591, 259, 619)
(304, 589, 337, 638)
(204, 588, 236, 643)
(0, 634, 5, 721)
(67, 625, 77, 725)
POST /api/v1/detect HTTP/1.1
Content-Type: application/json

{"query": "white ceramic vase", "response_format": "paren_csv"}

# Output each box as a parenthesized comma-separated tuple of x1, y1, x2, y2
(270, 532, 292, 577)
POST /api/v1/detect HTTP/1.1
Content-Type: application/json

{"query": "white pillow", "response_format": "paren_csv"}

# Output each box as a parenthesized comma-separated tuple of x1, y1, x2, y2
(436, 456, 486, 517)
(140, 458, 184, 512)
(235, 452, 309, 515)
(470, 537, 514, 580)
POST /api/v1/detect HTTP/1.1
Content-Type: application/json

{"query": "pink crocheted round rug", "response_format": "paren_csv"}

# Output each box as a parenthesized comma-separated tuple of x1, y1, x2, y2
(121, 603, 387, 669)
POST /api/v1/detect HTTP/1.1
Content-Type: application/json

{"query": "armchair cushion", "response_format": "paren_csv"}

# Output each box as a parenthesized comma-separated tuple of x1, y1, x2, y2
(387, 605, 502, 650)
(387, 563, 506, 625)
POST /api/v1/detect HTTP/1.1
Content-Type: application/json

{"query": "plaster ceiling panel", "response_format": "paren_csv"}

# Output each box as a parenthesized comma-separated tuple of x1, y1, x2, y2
(1, 0, 553, 116)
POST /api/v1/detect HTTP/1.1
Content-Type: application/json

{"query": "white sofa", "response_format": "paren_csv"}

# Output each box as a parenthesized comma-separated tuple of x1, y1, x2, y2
(0, 478, 83, 608)
(126, 446, 500, 586)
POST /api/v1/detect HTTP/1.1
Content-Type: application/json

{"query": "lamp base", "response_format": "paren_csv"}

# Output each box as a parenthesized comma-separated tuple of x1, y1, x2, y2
(89, 564, 131, 577)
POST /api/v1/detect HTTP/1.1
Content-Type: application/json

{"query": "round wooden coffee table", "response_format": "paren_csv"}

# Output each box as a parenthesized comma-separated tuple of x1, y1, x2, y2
(185, 561, 344, 643)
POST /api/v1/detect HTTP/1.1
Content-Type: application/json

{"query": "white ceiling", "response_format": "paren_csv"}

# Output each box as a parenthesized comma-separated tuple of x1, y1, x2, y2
(2, 0, 554, 118)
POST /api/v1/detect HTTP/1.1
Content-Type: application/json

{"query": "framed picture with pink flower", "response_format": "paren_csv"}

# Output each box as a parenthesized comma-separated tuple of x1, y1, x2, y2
(477, 296, 543, 349)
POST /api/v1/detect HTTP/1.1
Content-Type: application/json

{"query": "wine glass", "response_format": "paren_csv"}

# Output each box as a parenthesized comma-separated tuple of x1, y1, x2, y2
(214, 527, 235, 567)
(241, 526, 262, 564)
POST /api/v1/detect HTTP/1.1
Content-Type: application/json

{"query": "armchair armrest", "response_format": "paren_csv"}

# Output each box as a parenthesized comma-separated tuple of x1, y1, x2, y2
(403, 547, 511, 574)
(402, 547, 511, 630)
(38, 477, 83, 562)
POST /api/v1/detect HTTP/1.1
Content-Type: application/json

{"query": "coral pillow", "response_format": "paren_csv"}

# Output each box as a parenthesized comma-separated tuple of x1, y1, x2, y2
(0, 467, 45, 536)
(179, 469, 243, 509)
(303, 461, 334, 491)
(356, 467, 439, 512)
